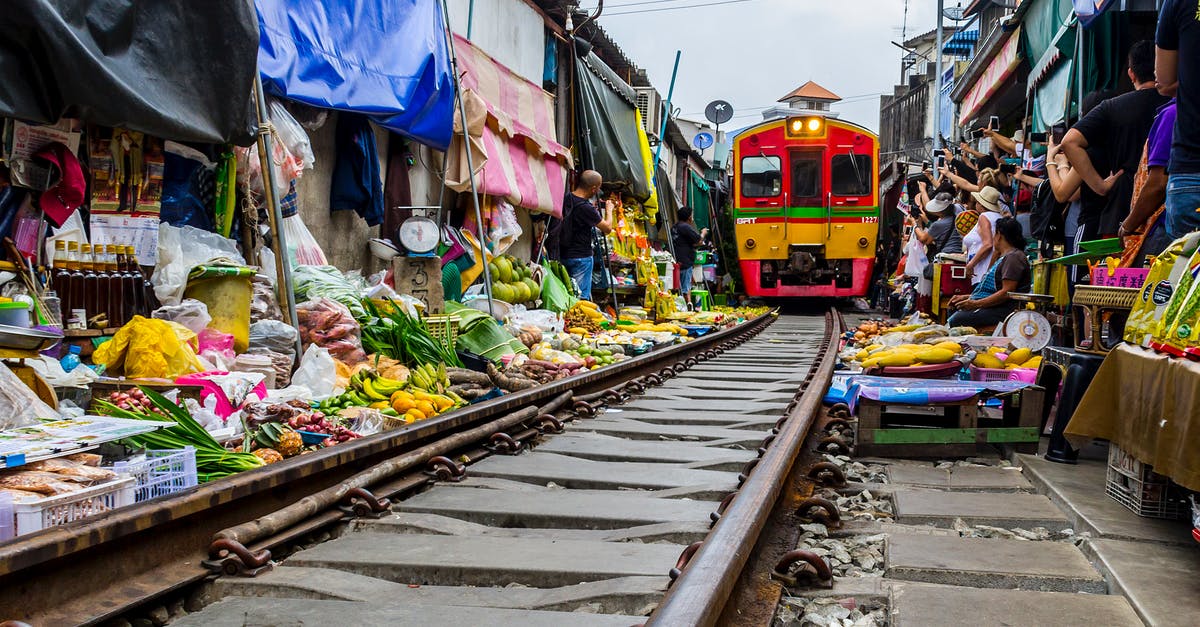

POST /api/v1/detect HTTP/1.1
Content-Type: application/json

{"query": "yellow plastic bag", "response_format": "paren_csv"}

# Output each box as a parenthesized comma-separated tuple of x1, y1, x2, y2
(93, 316, 205, 378)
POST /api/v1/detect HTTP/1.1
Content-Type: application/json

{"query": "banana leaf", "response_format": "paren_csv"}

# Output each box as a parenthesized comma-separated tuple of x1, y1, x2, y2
(446, 301, 527, 359)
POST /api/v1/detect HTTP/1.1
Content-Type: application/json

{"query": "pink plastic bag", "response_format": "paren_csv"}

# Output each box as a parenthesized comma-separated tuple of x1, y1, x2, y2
(175, 371, 268, 419)
(197, 328, 236, 362)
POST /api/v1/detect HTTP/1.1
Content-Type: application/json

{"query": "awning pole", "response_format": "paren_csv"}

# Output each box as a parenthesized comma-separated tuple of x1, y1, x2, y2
(252, 76, 303, 360)
(934, 0, 944, 146)
(440, 0, 494, 317)
(653, 51, 682, 264)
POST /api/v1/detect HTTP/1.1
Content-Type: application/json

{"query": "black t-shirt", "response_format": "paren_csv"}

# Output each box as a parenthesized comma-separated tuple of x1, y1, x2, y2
(926, 215, 963, 255)
(1158, 0, 1200, 174)
(555, 194, 602, 259)
(672, 222, 702, 268)
(1072, 88, 1170, 234)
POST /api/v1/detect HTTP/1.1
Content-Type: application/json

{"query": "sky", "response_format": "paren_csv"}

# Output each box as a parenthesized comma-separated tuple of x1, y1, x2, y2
(588, 0, 941, 134)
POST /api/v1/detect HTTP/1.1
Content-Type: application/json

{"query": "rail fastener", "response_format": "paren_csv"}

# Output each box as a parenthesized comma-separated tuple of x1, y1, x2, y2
(805, 461, 848, 488)
(795, 496, 842, 528)
(770, 549, 834, 589)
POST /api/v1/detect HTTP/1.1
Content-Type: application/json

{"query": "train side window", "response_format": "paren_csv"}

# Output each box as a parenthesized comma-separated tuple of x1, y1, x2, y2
(831, 154, 872, 196)
(790, 152, 822, 206)
(741, 156, 782, 197)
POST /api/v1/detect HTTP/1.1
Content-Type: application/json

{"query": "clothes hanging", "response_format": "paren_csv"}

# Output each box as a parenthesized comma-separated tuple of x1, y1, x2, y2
(330, 114, 384, 227)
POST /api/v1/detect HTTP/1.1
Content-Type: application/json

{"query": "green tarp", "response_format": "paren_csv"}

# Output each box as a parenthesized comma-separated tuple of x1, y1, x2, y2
(1032, 59, 1074, 132)
(1020, 0, 1073, 66)
(688, 170, 712, 231)
(573, 52, 651, 201)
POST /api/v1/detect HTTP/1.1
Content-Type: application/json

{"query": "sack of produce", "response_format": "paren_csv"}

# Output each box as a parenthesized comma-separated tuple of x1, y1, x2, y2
(1148, 234, 1200, 346)
(295, 298, 367, 364)
(293, 265, 368, 319)
(93, 316, 205, 379)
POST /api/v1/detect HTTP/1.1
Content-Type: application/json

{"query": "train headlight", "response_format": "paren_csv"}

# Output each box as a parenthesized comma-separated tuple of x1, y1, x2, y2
(745, 238, 756, 249)
(807, 118, 821, 132)
(858, 237, 869, 248)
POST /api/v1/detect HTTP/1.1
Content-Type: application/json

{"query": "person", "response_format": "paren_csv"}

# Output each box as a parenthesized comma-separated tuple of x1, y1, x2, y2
(948, 217, 1032, 328)
(1119, 99, 1177, 261)
(1014, 188, 1034, 245)
(962, 186, 1003, 286)
(1156, 2, 1200, 238)
(551, 170, 613, 300)
(1060, 41, 1170, 240)
(915, 192, 963, 257)
(672, 205, 707, 294)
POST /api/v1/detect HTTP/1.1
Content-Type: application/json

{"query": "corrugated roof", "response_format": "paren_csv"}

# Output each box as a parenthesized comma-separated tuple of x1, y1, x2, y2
(778, 81, 841, 103)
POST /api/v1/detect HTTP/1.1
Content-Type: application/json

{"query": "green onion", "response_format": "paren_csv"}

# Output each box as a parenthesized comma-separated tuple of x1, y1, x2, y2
(360, 298, 463, 368)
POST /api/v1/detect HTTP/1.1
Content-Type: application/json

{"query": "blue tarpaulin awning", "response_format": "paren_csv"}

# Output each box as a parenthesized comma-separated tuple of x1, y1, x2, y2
(255, 0, 456, 150)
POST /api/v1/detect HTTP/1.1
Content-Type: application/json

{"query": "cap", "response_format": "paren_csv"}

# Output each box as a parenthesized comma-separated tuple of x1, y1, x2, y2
(925, 192, 955, 216)
(31, 142, 86, 227)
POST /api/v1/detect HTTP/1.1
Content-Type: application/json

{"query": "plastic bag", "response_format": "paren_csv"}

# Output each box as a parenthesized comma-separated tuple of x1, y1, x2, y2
(283, 214, 328, 267)
(198, 328, 236, 362)
(293, 265, 367, 319)
(249, 319, 300, 354)
(176, 371, 268, 420)
(295, 298, 367, 364)
(153, 223, 245, 306)
(540, 266, 575, 313)
(290, 345, 339, 400)
(0, 362, 62, 428)
(270, 99, 315, 176)
(250, 275, 283, 322)
(245, 347, 295, 389)
(152, 299, 212, 335)
(93, 316, 204, 379)
(507, 308, 563, 333)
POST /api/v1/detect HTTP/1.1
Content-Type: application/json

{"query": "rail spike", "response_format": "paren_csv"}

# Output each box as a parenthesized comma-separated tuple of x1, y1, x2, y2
(770, 549, 834, 589)
(806, 462, 848, 488)
(796, 496, 842, 528)
(205, 538, 272, 577)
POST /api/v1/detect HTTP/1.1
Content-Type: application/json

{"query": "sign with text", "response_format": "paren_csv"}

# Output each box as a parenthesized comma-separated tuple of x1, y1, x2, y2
(392, 256, 444, 313)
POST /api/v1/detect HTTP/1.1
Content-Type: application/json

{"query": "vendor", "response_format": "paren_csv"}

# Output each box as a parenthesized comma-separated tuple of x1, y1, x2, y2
(947, 217, 1031, 328)
(548, 170, 614, 300)
(672, 205, 708, 294)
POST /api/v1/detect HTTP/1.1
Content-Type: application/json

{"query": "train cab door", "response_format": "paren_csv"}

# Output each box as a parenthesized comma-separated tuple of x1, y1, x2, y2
(787, 149, 824, 248)
(827, 150, 875, 258)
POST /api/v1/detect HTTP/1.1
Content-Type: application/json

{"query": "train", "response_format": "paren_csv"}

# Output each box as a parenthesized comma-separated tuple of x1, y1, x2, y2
(731, 115, 881, 298)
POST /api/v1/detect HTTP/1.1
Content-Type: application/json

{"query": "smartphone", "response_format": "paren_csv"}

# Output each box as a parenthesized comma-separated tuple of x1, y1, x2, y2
(989, 115, 1001, 131)
(1051, 124, 1067, 143)
(935, 154, 947, 170)
(1000, 163, 1016, 175)
(922, 161, 933, 171)
(970, 128, 985, 140)
(1029, 132, 1048, 143)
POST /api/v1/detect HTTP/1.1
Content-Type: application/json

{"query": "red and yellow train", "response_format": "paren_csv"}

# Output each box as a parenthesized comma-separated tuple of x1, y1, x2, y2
(732, 116, 880, 298)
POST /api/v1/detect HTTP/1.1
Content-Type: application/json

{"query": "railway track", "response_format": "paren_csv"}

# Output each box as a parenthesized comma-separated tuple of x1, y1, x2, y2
(1, 310, 841, 626)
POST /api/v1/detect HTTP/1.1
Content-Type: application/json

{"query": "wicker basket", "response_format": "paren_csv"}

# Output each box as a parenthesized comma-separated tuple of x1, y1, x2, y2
(1072, 286, 1138, 354)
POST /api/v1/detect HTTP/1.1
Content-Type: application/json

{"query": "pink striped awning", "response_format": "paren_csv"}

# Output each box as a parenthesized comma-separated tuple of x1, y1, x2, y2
(446, 35, 572, 217)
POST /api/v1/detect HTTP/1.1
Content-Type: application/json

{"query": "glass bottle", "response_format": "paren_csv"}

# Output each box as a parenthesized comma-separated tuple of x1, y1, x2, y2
(102, 245, 124, 327)
(128, 246, 159, 313)
(67, 241, 86, 323)
(52, 241, 72, 315)
(80, 243, 97, 325)
(93, 244, 113, 326)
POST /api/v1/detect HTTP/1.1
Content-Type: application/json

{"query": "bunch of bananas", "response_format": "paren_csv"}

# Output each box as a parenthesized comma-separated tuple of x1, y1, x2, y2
(389, 388, 460, 423)
(566, 301, 604, 334)
(318, 369, 409, 413)
(408, 362, 452, 395)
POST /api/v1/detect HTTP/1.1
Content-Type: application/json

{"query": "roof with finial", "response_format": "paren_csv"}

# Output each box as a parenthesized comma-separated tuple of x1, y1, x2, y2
(777, 81, 841, 103)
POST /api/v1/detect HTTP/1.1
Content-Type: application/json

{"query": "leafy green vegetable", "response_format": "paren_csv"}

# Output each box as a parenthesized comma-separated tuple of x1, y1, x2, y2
(96, 387, 264, 482)
(360, 299, 463, 368)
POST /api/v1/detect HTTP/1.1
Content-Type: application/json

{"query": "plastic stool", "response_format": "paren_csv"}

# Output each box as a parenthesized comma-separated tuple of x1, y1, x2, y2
(690, 289, 711, 311)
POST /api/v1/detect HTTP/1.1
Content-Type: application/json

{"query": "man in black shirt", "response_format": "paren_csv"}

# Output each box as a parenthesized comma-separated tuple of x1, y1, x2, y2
(1157, 0, 1200, 238)
(1061, 41, 1170, 240)
(671, 206, 707, 294)
(550, 170, 613, 300)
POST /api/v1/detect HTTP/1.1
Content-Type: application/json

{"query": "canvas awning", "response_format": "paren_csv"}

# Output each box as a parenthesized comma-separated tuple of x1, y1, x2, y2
(943, 29, 980, 56)
(0, 0, 258, 144)
(958, 29, 1023, 126)
(574, 52, 652, 201)
(445, 35, 572, 217)
(255, 0, 455, 150)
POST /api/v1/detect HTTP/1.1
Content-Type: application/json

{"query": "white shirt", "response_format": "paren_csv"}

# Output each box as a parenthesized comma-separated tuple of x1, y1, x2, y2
(962, 211, 998, 284)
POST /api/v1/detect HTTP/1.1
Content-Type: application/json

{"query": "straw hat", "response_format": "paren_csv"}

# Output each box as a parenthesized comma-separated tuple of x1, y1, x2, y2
(971, 186, 1002, 213)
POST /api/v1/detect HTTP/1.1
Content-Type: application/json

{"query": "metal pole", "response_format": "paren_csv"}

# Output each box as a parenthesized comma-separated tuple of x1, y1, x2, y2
(934, 0, 944, 149)
(440, 0, 494, 316)
(252, 77, 304, 360)
(652, 51, 682, 270)
(467, 0, 475, 38)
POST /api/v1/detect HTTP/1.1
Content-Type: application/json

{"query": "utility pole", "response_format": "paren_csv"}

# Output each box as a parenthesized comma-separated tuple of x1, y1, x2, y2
(934, 0, 944, 149)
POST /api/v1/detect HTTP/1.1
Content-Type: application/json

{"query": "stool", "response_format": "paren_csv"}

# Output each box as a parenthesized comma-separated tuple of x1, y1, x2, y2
(690, 289, 711, 311)
(1044, 350, 1105, 464)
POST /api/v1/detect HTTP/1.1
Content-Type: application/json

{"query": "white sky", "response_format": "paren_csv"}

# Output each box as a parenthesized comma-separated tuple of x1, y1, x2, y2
(592, 0, 941, 133)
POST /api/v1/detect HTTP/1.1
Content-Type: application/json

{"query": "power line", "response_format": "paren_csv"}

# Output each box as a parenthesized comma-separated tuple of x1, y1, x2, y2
(580, 0, 706, 9)
(681, 92, 887, 118)
(603, 0, 761, 16)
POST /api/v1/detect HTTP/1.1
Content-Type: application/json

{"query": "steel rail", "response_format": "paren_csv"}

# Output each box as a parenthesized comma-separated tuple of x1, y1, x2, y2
(0, 312, 775, 625)
(646, 309, 841, 626)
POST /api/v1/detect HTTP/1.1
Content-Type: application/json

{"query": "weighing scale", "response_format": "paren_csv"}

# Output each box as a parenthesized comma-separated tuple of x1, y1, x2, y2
(396, 209, 440, 257)
(995, 293, 1055, 351)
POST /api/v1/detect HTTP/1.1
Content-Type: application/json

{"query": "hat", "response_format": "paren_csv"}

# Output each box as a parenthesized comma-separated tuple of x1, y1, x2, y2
(971, 186, 1002, 213)
(925, 192, 954, 216)
(31, 142, 86, 227)
(955, 210, 979, 236)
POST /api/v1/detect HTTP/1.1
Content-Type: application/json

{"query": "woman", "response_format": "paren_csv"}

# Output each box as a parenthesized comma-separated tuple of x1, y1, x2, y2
(961, 186, 1003, 286)
(948, 217, 1032, 328)
(671, 206, 707, 295)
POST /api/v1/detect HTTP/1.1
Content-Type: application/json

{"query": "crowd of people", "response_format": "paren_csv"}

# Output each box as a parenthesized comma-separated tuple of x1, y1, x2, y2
(891, 5, 1198, 330)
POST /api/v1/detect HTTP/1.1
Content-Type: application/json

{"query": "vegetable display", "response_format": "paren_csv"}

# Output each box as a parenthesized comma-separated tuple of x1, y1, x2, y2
(360, 299, 463, 368)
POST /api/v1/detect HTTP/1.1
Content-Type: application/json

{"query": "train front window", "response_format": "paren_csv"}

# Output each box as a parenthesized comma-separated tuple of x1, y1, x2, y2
(741, 156, 781, 198)
(831, 154, 872, 196)
(790, 152, 822, 206)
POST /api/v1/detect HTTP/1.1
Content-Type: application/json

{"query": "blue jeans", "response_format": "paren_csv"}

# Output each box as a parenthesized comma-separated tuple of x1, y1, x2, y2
(679, 265, 693, 295)
(1166, 173, 1200, 239)
(563, 256, 594, 301)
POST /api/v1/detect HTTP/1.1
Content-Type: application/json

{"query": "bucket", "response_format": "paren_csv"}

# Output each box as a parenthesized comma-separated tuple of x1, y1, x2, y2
(184, 265, 254, 353)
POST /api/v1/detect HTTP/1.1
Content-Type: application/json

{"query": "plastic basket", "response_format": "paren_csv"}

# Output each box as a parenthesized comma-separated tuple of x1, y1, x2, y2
(113, 447, 198, 503)
(1105, 445, 1190, 519)
(424, 314, 460, 347)
(12, 477, 135, 536)
(969, 365, 1036, 382)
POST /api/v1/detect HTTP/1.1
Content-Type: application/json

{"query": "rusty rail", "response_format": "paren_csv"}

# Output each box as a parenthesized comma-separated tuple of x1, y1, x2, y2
(0, 311, 777, 625)
(646, 309, 840, 627)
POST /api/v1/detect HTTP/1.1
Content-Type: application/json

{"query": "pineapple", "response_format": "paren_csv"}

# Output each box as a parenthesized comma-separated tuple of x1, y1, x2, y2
(276, 429, 304, 457)
(252, 448, 283, 464)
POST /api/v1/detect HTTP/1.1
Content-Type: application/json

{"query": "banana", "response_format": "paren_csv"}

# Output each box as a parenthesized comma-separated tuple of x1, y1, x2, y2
(361, 378, 389, 401)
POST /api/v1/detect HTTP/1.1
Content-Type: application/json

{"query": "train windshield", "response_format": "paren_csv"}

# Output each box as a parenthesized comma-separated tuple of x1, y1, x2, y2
(741, 155, 781, 197)
(830, 154, 872, 196)
(790, 151, 823, 206)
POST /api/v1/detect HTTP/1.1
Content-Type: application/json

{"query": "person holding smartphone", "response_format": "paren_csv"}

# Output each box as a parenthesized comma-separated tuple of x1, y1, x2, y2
(1156, 0, 1200, 239)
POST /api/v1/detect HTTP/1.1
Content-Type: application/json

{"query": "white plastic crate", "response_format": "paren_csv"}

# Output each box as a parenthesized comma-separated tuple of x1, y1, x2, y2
(114, 447, 198, 502)
(1106, 445, 1190, 520)
(12, 477, 135, 536)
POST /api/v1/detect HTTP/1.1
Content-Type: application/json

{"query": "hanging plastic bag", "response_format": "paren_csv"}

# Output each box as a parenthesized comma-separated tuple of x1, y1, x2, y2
(290, 345, 339, 400)
(153, 223, 245, 306)
(249, 319, 300, 354)
(93, 316, 205, 379)
(490, 198, 523, 255)
(151, 299, 212, 335)
(903, 234, 928, 278)
(283, 214, 329, 267)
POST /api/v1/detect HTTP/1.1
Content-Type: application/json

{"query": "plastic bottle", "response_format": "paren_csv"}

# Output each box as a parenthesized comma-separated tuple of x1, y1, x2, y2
(59, 344, 82, 373)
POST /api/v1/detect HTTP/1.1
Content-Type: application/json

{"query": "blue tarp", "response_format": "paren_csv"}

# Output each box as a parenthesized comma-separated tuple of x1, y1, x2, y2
(825, 375, 1033, 412)
(255, 0, 456, 150)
